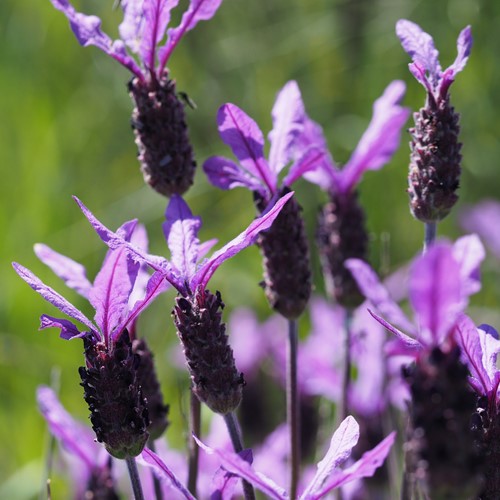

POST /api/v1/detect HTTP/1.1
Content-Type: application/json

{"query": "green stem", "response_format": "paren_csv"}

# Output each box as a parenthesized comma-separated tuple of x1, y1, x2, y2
(287, 319, 300, 499)
(126, 456, 145, 500)
(223, 412, 256, 500)
(424, 222, 437, 253)
(187, 390, 201, 497)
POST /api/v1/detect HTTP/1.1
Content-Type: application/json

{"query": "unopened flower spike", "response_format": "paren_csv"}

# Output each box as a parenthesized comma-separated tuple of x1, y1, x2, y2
(74, 192, 293, 414)
(49, 0, 224, 196)
(347, 235, 485, 497)
(14, 220, 170, 458)
(396, 20, 472, 222)
(299, 81, 409, 306)
(204, 81, 326, 318)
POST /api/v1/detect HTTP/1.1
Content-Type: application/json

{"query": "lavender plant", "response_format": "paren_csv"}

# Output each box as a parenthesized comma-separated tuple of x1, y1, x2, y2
(49, 0, 224, 196)
(396, 20, 472, 246)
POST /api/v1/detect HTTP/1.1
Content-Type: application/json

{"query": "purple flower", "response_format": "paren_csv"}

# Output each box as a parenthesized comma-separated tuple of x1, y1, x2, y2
(49, 0, 223, 83)
(15, 221, 167, 458)
(195, 416, 395, 499)
(396, 20, 472, 222)
(204, 81, 324, 203)
(74, 192, 293, 413)
(346, 235, 485, 355)
(204, 81, 321, 317)
(296, 81, 408, 305)
(396, 19, 472, 101)
(299, 80, 409, 196)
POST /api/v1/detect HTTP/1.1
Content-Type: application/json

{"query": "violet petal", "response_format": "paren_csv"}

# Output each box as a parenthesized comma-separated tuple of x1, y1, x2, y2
(301, 416, 360, 498)
(454, 314, 493, 396)
(160, 0, 224, 69)
(34, 243, 92, 298)
(194, 436, 288, 500)
(37, 386, 97, 471)
(452, 234, 485, 297)
(140, 0, 180, 71)
(268, 80, 305, 175)
(345, 259, 415, 334)
(162, 195, 201, 283)
(337, 81, 409, 193)
(215, 104, 276, 194)
(409, 243, 464, 346)
(13, 262, 96, 334)
(203, 156, 264, 193)
(368, 309, 422, 352)
(139, 448, 196, 500)
(396, 19, 442, 85)
(313, 432, 396, 497)
(39, 314, 88, 340)
(283, 146, 326, 188)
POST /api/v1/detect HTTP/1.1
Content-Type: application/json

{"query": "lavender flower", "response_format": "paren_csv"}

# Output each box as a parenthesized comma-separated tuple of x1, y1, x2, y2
(347, 235, 485, 497)
(300, 81, 409, 306)
(204, 81, 326, 318)
(195, 415, 395, 500)
(74, 192, 293, 414)
(396, 20, 472, 222)
(37, 386, 120, 499)
(49, 0, 224, 196)
(14, 221, 168, 458)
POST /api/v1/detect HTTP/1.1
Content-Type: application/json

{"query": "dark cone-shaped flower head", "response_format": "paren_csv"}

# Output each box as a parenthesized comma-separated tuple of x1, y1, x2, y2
(316, 190, 368, 308)
(132, 337, 170, 440)
(173, 288, 244, 415)
(396, 20, 472, 223)
(129, 72, 195, 197)
(403, 345, 483, 498)
(255, 188, 312, 319)
(79, 331, 150, 459)
(408, 96, 462, 222)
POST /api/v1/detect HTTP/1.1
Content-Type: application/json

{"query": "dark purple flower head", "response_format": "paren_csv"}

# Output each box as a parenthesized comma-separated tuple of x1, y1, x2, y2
(396, 20, 472, 101)
(195, 416, 395, 499)
(298, 81, 409, 196)
(49, 0, 223, 83)
(346, 234, 485, 355)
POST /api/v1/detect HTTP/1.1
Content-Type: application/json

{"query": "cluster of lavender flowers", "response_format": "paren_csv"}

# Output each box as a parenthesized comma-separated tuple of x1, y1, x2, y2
(15, 2, 498, 499)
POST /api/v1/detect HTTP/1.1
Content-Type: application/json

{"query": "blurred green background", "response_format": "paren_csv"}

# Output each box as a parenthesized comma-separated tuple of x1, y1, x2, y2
(1, 0, 500, 497)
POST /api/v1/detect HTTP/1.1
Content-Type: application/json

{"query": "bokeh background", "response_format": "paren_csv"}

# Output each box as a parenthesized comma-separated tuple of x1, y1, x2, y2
(1, 0, 500, 497)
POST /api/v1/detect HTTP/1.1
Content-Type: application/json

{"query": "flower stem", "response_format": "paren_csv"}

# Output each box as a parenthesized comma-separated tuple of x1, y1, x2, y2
(287, 318, 300, 499)
(148, 440, 163, 500)
(223, 412, 256, 500)
(187, 390, 201, 497)
(126, 456, 145, 500)
(424, 222, 437, 253)
(340, 310, 353, 422)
